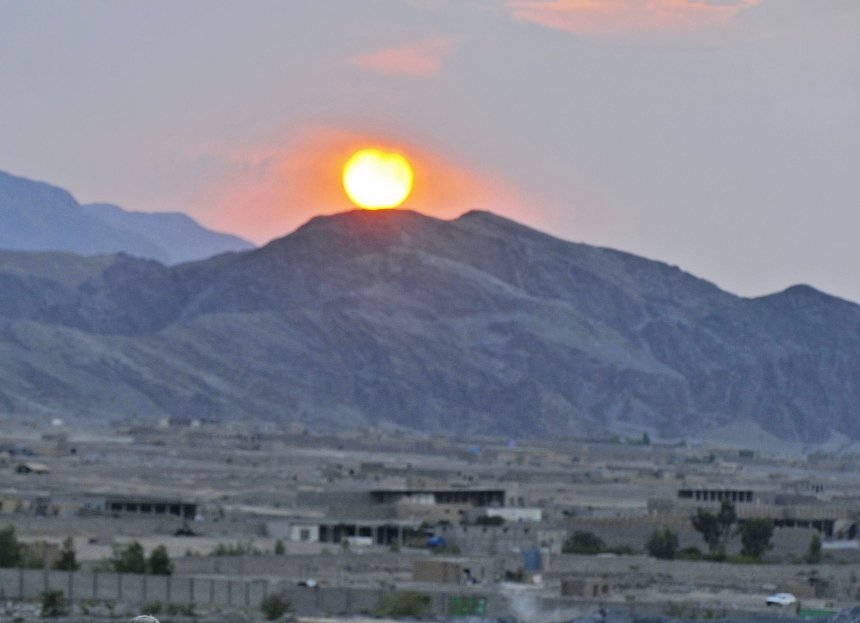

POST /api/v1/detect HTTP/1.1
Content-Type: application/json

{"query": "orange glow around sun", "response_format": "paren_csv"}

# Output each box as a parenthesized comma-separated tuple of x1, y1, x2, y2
(342, 148, 414, 209)
(192, 126, 537, 244)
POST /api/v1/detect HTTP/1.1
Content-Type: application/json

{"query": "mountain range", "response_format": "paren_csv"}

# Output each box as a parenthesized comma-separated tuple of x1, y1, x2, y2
(1, 204, 858, 443)
(0, 170, 253, 263)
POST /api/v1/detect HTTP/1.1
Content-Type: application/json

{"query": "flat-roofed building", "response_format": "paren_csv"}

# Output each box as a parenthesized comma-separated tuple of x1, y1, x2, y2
(677, 488, 755, 503)
(267, 517, 426, 546)
(86, 494, 198, 519)
(369, 487, 506, 507)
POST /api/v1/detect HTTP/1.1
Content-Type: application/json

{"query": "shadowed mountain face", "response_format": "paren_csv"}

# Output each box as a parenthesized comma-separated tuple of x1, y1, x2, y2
(0, 171, 253, 263)
(1, 208, 858, 442)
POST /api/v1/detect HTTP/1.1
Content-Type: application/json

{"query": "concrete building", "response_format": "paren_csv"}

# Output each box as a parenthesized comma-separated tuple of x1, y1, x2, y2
(369, 488, 506, 507)
(0, 489, 52, 515)
(651, 489, 858, 538)
(85, 494, 198, 519)
(413, 558, 465, 584)
(297, 487, 510, 524)
(413, 557, 499, 585)
(436, 521, 566, 554)
(267, 518, 426, 546)
(677, 487, 755, 503)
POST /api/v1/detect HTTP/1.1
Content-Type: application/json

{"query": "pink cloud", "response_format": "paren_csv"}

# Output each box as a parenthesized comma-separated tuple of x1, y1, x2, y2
(349, 36, 456, 77)
(506, 0, 761, 36)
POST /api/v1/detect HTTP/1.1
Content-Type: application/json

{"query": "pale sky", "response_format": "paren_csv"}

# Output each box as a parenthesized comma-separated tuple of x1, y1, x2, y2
(1, 1, 858, 301)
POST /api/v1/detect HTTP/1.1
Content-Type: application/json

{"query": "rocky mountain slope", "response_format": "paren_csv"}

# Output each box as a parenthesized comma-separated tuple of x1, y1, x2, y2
(0, 170, 252, 263)
(1, 209, 858, 442)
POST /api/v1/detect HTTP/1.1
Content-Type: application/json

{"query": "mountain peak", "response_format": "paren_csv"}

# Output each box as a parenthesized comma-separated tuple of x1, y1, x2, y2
(756, 283, 852, 308)
(297, 208, 438, 231)
(0, 169, 253, 264)
(293, 208, 526, 239)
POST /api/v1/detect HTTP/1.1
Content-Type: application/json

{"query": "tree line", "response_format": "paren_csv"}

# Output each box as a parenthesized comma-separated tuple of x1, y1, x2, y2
(0, 525, 174, 574)
(564, 500, 823, 563)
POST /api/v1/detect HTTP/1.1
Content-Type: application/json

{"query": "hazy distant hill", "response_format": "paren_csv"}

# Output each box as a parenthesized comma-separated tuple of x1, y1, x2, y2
(1, 209, 858, 443)
(0, 170, 253, 263)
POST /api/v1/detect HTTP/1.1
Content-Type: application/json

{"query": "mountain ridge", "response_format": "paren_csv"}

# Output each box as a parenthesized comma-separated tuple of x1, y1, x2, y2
(0, 170, 253, 263)
(0, 208, 857, 443)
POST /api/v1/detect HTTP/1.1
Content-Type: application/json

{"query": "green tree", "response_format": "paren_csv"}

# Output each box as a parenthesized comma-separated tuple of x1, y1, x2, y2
(274, 539, 285, 555)
(562, 531, 606, 555)
(112, 541, 146, 574)
(804, 532, 822, 564)
(0, 525, 22, 568)
(147, 544, 174, 575)
(716, 499, 737, 548)
(691, 509, 721, 552)
(691, 499, 736, 552)
(646, 527, 679, 560)
(53, 536, 80, 571)
(738, 518, 774, 560)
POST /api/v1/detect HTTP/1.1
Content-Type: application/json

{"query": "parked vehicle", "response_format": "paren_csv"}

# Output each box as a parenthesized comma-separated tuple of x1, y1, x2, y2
(766, 593, 797, 607)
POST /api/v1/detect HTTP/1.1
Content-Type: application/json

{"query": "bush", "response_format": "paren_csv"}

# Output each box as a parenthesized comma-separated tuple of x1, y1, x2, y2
(725, 554, 764, 564)
(562, 531, 605, 555)
(677, 546, 703, 560)
(260, 593, 291, 621)
(375, 591, 431, 618)
(646, 527, 679, 560)
(40, 590, 69, 618)
(142, 602, 163, 615)
(605, 544, 636, 555)
(704, 548, 727, 562)
(167, 603, 196, 616)
(211, 541, 260, 556)
(274, 539, 285, 555)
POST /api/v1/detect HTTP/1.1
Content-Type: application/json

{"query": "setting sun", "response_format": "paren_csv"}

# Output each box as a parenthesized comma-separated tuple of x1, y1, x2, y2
(343, 148, 413, 209)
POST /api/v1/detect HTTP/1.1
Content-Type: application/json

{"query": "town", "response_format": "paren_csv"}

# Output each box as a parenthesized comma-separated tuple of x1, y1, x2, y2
(2, 417, 859, 621)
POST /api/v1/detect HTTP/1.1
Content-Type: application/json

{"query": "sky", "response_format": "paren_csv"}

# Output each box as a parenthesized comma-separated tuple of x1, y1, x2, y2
(1, 1, 858, 301)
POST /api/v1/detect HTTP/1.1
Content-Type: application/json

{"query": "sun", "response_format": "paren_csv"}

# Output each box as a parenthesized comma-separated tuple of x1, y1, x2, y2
(342, 148, 414, 210)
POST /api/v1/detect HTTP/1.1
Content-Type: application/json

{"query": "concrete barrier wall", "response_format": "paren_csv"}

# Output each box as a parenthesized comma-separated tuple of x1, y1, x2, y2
(0, 569, 267, 608)
(548, 553, 858, 587)
(276, 586, 493, 618)
(172, 551, 417, 578)
(0, 569, 494, 618)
